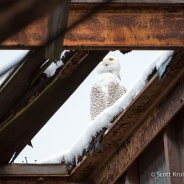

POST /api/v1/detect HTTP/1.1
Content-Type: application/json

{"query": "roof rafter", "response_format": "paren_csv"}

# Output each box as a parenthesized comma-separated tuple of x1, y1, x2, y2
(1, 3, 184, 50)
(0, 0, 69, 43)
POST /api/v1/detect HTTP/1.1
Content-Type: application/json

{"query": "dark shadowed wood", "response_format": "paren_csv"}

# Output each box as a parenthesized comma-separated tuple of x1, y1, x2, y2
(0, 51, 108, 164)
(0, 0, 65, 43)
(163, 121, 182, 184)
(45, 0, 71, 60)
(125, 161, 140, 184)
(0, 50, 46, 122)
(0, 176, 90, 184)
(139, 134, 167, 184)
(176, 108, 184, 184)
(71, 0, 184, 3)
(115, 174, 125, 184)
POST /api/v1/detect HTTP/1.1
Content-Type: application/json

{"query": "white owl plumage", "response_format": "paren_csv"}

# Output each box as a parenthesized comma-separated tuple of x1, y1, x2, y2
(90, 54, 127, 120)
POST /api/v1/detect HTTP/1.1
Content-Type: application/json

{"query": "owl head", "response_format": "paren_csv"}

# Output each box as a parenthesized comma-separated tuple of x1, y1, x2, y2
(97, 55, 121, 79)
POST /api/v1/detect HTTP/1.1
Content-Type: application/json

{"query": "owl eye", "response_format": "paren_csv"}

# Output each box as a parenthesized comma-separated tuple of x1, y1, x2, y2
(109, 57, 114, 61)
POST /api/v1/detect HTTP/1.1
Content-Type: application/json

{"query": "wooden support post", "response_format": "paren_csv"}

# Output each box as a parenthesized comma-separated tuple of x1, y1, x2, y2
(116, 161, 140, 184)
(0, 164, 68, 175)
(163, 121, 182, 184)
(125, 161, 140, 184)
(1, 3, 184, 49)
(45, 0, 71, 60)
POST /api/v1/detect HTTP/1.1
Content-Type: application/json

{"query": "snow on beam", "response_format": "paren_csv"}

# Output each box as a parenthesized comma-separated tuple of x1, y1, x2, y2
(1, 4, 184, 49)
(93, 66, 184, 184)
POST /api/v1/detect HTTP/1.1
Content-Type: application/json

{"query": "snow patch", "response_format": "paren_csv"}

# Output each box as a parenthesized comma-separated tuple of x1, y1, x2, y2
(44, 50, 70, 77)
(38, 50, 174, 165)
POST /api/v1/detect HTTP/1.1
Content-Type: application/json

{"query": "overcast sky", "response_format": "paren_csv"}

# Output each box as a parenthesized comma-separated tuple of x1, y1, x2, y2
(0, 50, 161, 163)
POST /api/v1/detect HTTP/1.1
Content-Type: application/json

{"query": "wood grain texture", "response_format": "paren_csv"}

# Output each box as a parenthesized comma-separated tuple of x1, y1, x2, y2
(0, 164, 68, 175)
(164, 121, 182, 184)
(139, 134, 167, 184)
(0, 0, 64, 43)
(45, 0, 71, 60)
(1, 4, 184, 49)
(125, 161, 140, 184)
(71, 0, 184, 3)
(0, 50, 46, 122)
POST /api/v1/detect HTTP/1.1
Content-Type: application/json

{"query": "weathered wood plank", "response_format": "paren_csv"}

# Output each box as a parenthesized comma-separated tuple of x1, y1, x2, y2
(45, 0, 71, 60)
(71, 0, 184, 3)
(1, 4, 184, 49)
(125, 161, 140, 184)
(0, 164, 68, 175)
(0, 177, 69, 184)
(0, 0, 65, 43)
(0, 50, 46, 122)
(0, 177, 90, 184)
(176, 108, 184, 184)
(138, 134, 167, 184)
(163, 121, 182, 184)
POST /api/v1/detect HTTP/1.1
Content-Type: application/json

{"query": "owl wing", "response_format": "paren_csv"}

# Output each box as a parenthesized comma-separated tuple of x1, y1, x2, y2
(107, 80, 127, 108)
(90, 85, 107, 120)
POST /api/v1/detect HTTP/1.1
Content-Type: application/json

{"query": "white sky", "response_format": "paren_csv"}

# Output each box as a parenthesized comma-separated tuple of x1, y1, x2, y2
(0, 50, 161, 163)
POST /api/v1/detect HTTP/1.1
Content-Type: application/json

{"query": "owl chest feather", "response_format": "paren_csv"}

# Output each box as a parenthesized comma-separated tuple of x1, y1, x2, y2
(95, 72, 120, 88)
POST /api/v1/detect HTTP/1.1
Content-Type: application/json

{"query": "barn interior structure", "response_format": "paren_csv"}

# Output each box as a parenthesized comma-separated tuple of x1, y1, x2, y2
(0, 1, 184, 184)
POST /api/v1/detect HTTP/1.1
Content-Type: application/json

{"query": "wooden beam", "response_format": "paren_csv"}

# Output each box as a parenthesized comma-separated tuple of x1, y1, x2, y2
(0, 176, 90, 184)
(93, 72, 184, 184)
(163, 121, 182, 184)
(0, 164, 68, 175)
(0, 176, 69, 184)
(1, 4, 184, 49)
(0, 50, 46, 122)
(69, 50, 184, 182)
(0, 164, 93, 184)
(45, 0, 71, 60)
(0, 0, 65, 43)
(138, 133, 166, 184)
(71, 0, 184, 3)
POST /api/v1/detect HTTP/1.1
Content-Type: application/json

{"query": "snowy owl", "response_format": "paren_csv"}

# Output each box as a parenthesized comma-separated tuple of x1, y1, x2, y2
(90, 54, 127, 120)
